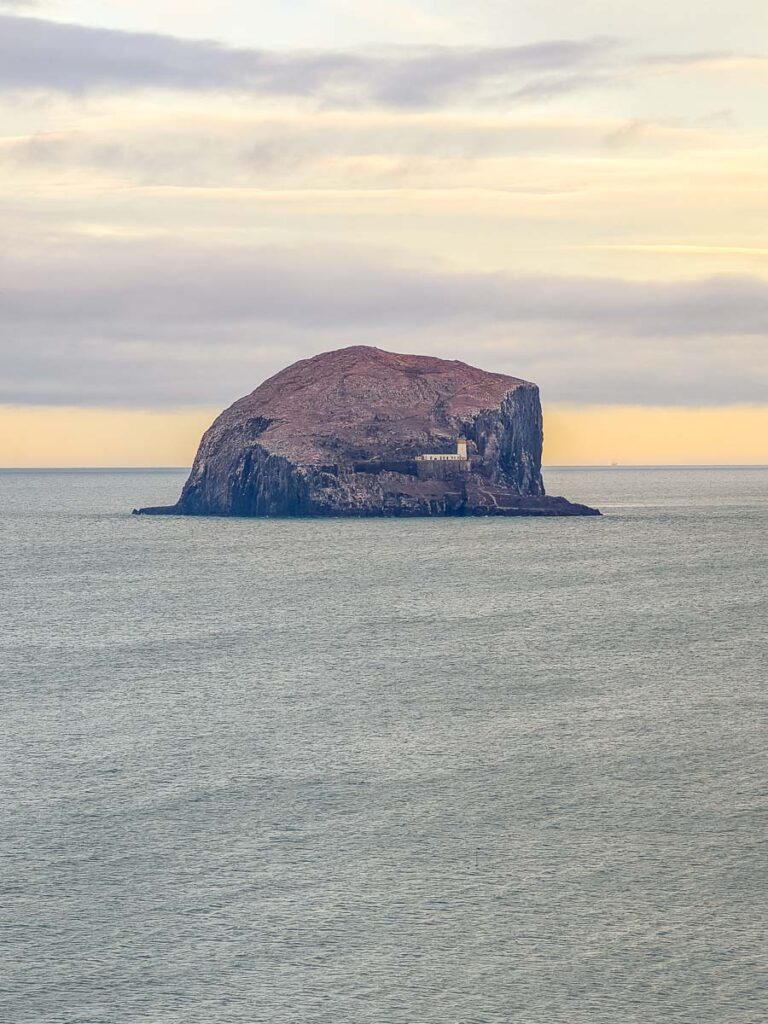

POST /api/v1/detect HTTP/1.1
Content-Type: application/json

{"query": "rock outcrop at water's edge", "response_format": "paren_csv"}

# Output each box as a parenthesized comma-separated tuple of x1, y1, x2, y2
(134, 346, 600, 517)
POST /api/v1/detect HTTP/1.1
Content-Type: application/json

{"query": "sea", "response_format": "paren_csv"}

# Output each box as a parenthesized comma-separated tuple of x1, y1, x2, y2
(1, 467, 765, 1024)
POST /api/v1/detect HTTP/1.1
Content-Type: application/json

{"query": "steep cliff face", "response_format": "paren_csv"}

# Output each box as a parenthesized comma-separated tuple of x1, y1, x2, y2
(135, 346, 599, 517)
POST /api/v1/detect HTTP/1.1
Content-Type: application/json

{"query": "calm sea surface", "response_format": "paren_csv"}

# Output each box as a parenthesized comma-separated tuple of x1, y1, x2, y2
(1, 468, 766, 1024)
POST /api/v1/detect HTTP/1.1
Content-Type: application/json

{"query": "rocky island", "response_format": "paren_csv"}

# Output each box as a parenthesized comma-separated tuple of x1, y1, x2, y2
(135, 346, 599, 517)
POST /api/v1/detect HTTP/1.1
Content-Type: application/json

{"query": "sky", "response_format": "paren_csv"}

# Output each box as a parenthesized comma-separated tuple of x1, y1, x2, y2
(1, 0, 767, 465)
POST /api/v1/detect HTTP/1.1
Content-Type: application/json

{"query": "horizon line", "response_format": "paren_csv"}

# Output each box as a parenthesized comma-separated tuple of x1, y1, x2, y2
(1, 464, 767, 472)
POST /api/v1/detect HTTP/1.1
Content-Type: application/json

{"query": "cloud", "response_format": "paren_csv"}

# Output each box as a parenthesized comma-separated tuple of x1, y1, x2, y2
(642, 51, 768, 72)
(0, 111, 722, 195)
(0, 12, 765, 117)
(2, 236, 766, 407)
(0, 14, 618, 105)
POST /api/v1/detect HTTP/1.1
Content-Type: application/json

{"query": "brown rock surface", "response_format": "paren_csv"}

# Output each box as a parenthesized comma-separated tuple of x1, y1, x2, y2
(134, 346, 599, 517)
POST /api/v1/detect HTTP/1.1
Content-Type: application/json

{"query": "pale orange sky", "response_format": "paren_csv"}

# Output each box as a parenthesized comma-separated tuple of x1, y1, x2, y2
(2, 404, 766, 468)
(2, 5, 767, 460)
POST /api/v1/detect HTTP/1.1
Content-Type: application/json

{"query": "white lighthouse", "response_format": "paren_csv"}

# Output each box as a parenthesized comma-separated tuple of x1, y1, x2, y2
(414, 438, 470, 478)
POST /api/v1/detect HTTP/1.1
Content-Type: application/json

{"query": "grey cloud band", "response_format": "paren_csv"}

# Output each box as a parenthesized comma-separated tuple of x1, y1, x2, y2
(0, 14, 615, 104)
(2, 238, 766, 407)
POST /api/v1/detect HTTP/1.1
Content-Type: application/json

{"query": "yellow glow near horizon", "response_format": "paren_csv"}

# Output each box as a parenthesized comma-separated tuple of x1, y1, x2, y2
(0, 407, 216, 469)
(544, 406, 768, 466)
(1, 404, 767, 468)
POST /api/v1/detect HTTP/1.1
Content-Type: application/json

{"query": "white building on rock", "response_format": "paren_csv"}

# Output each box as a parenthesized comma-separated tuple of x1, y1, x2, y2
(415, 439, 469, 463)
(415, 439, 471, 479)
